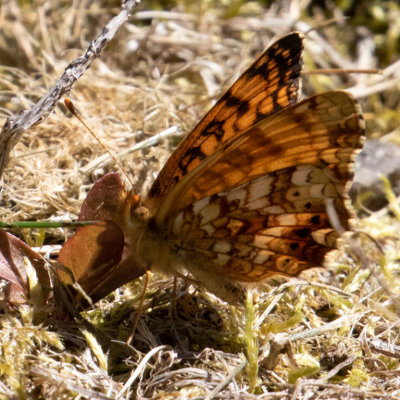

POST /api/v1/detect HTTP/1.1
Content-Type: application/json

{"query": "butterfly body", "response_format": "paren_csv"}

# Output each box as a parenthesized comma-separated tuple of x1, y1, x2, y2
(128, 201, 251, 302)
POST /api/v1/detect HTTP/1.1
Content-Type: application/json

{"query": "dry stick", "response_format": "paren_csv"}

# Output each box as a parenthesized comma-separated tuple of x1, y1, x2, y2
(0, 0, 141, 179)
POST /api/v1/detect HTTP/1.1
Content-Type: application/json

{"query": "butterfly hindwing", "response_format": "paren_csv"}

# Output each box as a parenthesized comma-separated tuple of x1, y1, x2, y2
(156, 91, 364, 224)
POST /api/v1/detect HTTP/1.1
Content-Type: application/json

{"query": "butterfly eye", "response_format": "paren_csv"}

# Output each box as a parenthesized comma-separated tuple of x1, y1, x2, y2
(133, 206, 151, 222)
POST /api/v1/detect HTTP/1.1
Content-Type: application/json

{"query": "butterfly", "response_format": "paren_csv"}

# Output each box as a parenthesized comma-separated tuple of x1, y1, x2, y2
(58, 31, 365, 306)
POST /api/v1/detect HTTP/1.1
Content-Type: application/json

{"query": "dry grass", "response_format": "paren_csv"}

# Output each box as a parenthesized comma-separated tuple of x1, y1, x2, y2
(1, 0, 400, 399)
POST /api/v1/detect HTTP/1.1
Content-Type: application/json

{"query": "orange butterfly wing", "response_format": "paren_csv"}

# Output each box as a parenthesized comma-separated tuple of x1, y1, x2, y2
(146, 32, 304, 212)
(154, 91, 363, 223)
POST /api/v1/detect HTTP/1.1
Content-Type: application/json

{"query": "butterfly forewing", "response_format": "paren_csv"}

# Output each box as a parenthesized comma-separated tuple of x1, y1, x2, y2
(147, 32, 305, 212)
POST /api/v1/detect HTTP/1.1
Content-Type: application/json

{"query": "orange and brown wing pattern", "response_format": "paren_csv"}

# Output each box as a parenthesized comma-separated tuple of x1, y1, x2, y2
(169, 168, 349, 285)
(146, 32, 304, 212)
(155, 91, 364, 223)
(165, 91, 364, 287)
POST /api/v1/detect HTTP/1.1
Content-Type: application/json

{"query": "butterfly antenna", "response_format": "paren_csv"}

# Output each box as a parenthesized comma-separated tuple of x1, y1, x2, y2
(64, 98, 134, 187)
(126, 269, 151, 345)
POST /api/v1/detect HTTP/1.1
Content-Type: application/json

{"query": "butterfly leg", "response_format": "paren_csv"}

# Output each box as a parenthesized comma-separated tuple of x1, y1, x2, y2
(167, 275, 187, 343)
(126, 269, 151, 345)
(170, 275, 178, 319)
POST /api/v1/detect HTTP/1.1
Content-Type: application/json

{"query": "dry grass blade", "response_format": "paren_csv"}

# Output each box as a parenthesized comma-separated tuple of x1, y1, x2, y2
(117, 345, 167, 398)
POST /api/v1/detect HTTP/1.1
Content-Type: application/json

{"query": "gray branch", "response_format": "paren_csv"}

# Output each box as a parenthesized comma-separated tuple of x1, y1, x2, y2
(0, 0, 141, 178)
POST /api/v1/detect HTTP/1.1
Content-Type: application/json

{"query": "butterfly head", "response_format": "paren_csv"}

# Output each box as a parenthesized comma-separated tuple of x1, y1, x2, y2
(124, 191, 152, 234)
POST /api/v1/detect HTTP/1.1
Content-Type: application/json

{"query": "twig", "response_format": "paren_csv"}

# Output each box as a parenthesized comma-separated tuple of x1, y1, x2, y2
(0, 0, 141, 178)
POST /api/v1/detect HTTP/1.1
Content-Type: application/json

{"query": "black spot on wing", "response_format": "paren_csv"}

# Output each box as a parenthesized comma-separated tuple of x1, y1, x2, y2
(311, 215, 321, 225)
(177, 146, 207, 176)
(295, 228, 311, 239)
